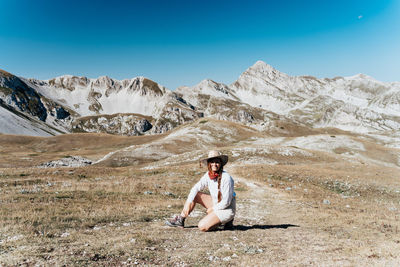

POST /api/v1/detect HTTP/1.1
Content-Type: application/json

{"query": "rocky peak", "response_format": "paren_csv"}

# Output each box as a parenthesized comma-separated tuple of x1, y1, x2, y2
(0, 69, 14, 78)
(125, 77, 165, 97)
(0, 70, 33, 93)
(0, 71, 48, 122)
(350, 73, 377, 81)
(0, 71, 16, 88)
(251, 60, 277, 72)
(93, 76, 116, 89)
(247, 61, 285, 76)
(141, 78, 165, 96)
(196, 79, 223, 91)
(229, 61, 291, 95)
(48, 75, 89, 91)
(193, 79, 235, 97)
(196, 79, 216, 88)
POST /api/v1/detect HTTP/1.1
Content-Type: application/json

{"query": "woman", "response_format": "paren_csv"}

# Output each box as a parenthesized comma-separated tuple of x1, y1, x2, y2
(166, 150, 236, 231)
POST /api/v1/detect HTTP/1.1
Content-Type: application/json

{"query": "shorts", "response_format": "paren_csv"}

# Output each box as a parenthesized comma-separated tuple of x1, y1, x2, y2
(214, 197, 236, 224)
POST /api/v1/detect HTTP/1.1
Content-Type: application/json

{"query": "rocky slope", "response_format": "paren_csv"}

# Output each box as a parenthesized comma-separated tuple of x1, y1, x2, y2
(230, 61, 400, 133)
(0, 70, 73, 135)
(174, 61, 400, 136)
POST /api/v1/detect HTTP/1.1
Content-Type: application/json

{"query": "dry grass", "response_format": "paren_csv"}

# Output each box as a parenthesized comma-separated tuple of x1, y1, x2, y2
(1, 119, 400, 265)
(2, 162, 399, 265)
(0, 69, 14, 78)
(0, 133, 164, 168)
(0, 165, 196, 265)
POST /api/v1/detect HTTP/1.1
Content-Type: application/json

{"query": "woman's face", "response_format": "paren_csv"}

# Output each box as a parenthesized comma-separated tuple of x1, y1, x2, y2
(209, 158, 222, 172)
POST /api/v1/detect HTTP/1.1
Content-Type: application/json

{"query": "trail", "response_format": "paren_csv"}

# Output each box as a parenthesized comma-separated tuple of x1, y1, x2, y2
(155, 171, 399, 265)
(217, 173, 398, 266)
(234, 176, 280, 225)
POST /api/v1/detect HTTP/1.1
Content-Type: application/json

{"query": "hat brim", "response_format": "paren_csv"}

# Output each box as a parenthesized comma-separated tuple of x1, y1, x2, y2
(200, 155, 228, 167)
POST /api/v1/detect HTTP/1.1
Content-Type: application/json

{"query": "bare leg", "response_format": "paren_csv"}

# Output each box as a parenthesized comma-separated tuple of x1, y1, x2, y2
(179, 192, 222, 231)
(181, 192, 213, 217)
(198, 213, 221, 232)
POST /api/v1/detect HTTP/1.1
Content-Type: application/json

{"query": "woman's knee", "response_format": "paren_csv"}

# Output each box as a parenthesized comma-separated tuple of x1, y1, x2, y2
(198, 215, 220, 232)
(198, 221, 209, 232)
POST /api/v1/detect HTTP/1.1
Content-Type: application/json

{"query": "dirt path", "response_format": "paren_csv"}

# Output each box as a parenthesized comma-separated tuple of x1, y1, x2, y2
(231, 175, 340, 266)
(170, 172, 400, 266)
(234, 176, 287, 226)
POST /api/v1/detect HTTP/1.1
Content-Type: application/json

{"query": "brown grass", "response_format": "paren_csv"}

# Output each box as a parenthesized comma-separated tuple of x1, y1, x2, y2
(0, 69, 14, 78)
(1, 120, 400, 265)
(0, 133, 165, 168)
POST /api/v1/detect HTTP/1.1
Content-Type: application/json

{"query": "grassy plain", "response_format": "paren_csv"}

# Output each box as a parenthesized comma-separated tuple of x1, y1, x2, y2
(1, 119, 400, 266)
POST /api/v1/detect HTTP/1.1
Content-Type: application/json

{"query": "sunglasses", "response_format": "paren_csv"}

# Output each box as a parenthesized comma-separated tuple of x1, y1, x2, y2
(208, 158, 221, 164)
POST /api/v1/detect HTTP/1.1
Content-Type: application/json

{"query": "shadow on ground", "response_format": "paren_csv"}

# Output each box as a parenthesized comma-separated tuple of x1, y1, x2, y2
(182, 224, 299, 231)
(230, 224, 299, 231)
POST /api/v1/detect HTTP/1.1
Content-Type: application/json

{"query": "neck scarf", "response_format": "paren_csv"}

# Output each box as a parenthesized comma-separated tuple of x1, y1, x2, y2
(208, 171, 219, 180)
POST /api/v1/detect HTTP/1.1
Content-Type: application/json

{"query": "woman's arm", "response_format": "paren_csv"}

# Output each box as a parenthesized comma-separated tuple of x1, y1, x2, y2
(185, 173, 208, 203)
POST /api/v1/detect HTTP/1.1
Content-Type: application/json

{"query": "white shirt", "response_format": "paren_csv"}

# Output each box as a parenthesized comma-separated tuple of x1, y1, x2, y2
(186, 171, 235, 210)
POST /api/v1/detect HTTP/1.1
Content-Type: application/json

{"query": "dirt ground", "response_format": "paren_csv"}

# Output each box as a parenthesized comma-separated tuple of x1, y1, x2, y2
(1, 120, 400, 266)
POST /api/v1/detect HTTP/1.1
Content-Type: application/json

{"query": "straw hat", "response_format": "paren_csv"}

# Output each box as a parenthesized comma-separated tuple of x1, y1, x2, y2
(200, 150, 229, 167)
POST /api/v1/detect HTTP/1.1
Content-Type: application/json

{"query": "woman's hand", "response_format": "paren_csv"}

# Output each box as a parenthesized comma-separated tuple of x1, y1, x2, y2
(181, 201, 192, 217)
(206, 207, 214, 214)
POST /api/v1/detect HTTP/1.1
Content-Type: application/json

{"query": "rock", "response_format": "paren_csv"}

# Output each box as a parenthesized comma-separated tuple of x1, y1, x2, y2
(223, 256, 231, 261)
(38, 156, 93, 168)
(72, 114, 152, 136)
(323, 199, 331, 205)
(56, 107, 70, 119)
(163, 191, 176, 197)
(237, 110, 254, 123)
(61, 232, 70, 238)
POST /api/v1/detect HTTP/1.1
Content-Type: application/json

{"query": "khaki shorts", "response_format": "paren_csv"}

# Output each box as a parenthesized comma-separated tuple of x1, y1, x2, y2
(214, 197, 236, 224)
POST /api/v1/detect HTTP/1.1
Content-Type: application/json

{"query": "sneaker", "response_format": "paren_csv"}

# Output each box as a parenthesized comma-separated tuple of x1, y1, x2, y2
(223, 219, 234, 230)
(165, 215, 185, 228)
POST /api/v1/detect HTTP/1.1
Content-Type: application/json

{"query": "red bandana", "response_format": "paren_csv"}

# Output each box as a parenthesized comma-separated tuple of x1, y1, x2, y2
(208, 171, 219, 180)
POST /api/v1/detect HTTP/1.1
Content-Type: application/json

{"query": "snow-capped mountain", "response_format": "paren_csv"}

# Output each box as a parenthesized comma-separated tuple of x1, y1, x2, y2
(0, 69, 73, 136)
(28, 75, 168, 116)
(177, 61, 400, 133)
(1, 70, 202, 136)
(230, 61, 400, 132)
(1, 61, 400, 137)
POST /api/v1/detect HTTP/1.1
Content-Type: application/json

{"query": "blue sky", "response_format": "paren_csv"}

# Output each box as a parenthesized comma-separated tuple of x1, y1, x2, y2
(0, 0, 399, 89)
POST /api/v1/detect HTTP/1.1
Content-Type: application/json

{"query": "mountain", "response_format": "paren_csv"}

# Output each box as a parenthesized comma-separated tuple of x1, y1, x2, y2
(1, 71, 202, 136)
(230, 61, 400, 133)
(1, 61, 400, 140)
(0, 69, 73, 136)
(28, 75, 167, 116)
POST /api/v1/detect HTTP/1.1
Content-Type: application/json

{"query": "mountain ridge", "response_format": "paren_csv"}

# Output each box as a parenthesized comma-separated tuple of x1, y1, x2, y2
(1, 61, 400, 140)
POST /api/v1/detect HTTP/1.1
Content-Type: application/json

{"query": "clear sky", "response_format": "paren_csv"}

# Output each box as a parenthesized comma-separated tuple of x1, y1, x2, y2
(0, 0, 399, 89)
